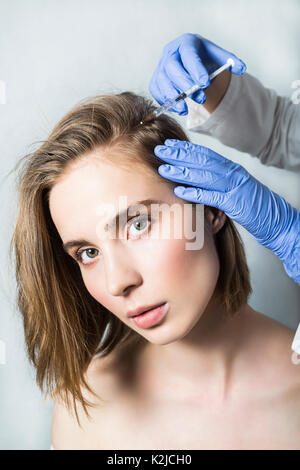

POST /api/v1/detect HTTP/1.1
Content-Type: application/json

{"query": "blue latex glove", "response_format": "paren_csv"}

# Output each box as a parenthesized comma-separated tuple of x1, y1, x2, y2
(149, 33, 247, 115)
(154, 139, 300, 284)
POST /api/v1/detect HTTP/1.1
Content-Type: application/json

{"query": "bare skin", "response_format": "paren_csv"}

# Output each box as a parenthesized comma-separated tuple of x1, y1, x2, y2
(52, 304, 300, 450)
(49, 150, 300, 450)
(201, 69, 231, 113)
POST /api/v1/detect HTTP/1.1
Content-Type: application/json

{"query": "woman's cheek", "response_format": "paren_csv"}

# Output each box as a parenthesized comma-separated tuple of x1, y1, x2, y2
(156, 238, 190, 281)
(81, 268, 113, 310)
(155, 232, 220, 303)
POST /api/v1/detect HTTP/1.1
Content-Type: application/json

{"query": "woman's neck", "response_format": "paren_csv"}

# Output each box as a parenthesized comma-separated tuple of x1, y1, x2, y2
(138, 299, 254, 405)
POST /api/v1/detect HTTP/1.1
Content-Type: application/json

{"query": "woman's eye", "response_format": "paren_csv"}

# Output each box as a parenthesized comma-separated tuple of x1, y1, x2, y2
(75, 248, 99, 265)
(127, 214, 151, 239)
(74, 215, 152, 265)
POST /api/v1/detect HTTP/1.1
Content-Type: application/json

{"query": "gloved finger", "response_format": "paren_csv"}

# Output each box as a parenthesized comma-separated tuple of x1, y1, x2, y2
(191, 89, 207, 104)
(157, 67, 188, 114)
(164, 51, 206, 105)
(149, 62, 188, 115)
(148, 56, 170, 106)
(148, 67, 168, 106)
(158, 164, 229, 192)
(149, 52, 189, 114)
(162, 141, 243, 182)
(154, 140, 227, 168)
(154, 149, 220, 170)
(173, 185, 223, 209)
(179, 39, 211, 88)
(200, 36, 247, 75)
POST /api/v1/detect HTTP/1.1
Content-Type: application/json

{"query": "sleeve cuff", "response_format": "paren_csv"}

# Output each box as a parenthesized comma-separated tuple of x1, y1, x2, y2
(186, 73, 243, 133)
(291, 322, 300, 355)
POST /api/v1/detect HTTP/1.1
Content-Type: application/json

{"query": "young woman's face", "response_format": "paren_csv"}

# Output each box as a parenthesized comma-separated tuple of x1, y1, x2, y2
(49, 149, 224, 345)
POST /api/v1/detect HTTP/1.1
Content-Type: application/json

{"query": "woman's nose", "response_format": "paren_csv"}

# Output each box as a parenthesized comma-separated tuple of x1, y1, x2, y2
(103, 245, 142, 297)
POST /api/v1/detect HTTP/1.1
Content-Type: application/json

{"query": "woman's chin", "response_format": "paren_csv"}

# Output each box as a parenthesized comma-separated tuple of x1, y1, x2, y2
(137, 316, 204, 346)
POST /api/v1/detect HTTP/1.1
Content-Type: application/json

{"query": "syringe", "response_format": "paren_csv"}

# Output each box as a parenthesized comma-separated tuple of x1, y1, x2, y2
(140, 58, 235, 125)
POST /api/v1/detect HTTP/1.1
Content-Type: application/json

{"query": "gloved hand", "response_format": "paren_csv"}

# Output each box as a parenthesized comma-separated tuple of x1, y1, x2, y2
(154, 139, 300, 283)
(149, 33, 247, 115)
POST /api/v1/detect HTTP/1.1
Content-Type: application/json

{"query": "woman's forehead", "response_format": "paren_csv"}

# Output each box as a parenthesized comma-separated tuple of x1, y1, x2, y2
(50, 157, 173, 204)
(48, 155, 181, 238)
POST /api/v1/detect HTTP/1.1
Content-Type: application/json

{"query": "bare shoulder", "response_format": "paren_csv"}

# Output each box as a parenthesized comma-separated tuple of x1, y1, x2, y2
(51, 394, 84, 450)
(51, 336, 146, 450)
(243, 307, 300, 396)
(51, 353, 119, 450)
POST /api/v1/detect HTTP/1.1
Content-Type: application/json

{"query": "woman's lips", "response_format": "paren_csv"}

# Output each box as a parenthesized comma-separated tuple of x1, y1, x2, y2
(127, 302, 166, 318)
(130, 302, 169, 329)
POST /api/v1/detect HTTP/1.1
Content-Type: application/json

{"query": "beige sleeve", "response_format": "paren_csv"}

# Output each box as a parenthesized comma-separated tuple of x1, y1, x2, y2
(185, 72, 300, 171)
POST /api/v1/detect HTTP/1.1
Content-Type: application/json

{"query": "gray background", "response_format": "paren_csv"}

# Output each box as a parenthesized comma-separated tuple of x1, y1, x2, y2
(0, 0, 299, 450)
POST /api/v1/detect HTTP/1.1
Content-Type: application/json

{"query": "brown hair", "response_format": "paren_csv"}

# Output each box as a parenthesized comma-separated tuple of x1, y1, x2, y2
(9, 92, 252, 425)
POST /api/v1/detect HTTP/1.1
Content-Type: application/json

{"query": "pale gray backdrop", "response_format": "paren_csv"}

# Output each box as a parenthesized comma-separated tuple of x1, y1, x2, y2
(0, 0, 299, 450)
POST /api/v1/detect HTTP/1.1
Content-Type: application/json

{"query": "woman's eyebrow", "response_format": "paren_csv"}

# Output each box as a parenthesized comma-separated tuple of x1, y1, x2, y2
(62, 198, 165, 253)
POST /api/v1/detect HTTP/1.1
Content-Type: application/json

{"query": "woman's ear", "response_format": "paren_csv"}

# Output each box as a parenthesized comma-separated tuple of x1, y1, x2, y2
(204, 207, 227, 235)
